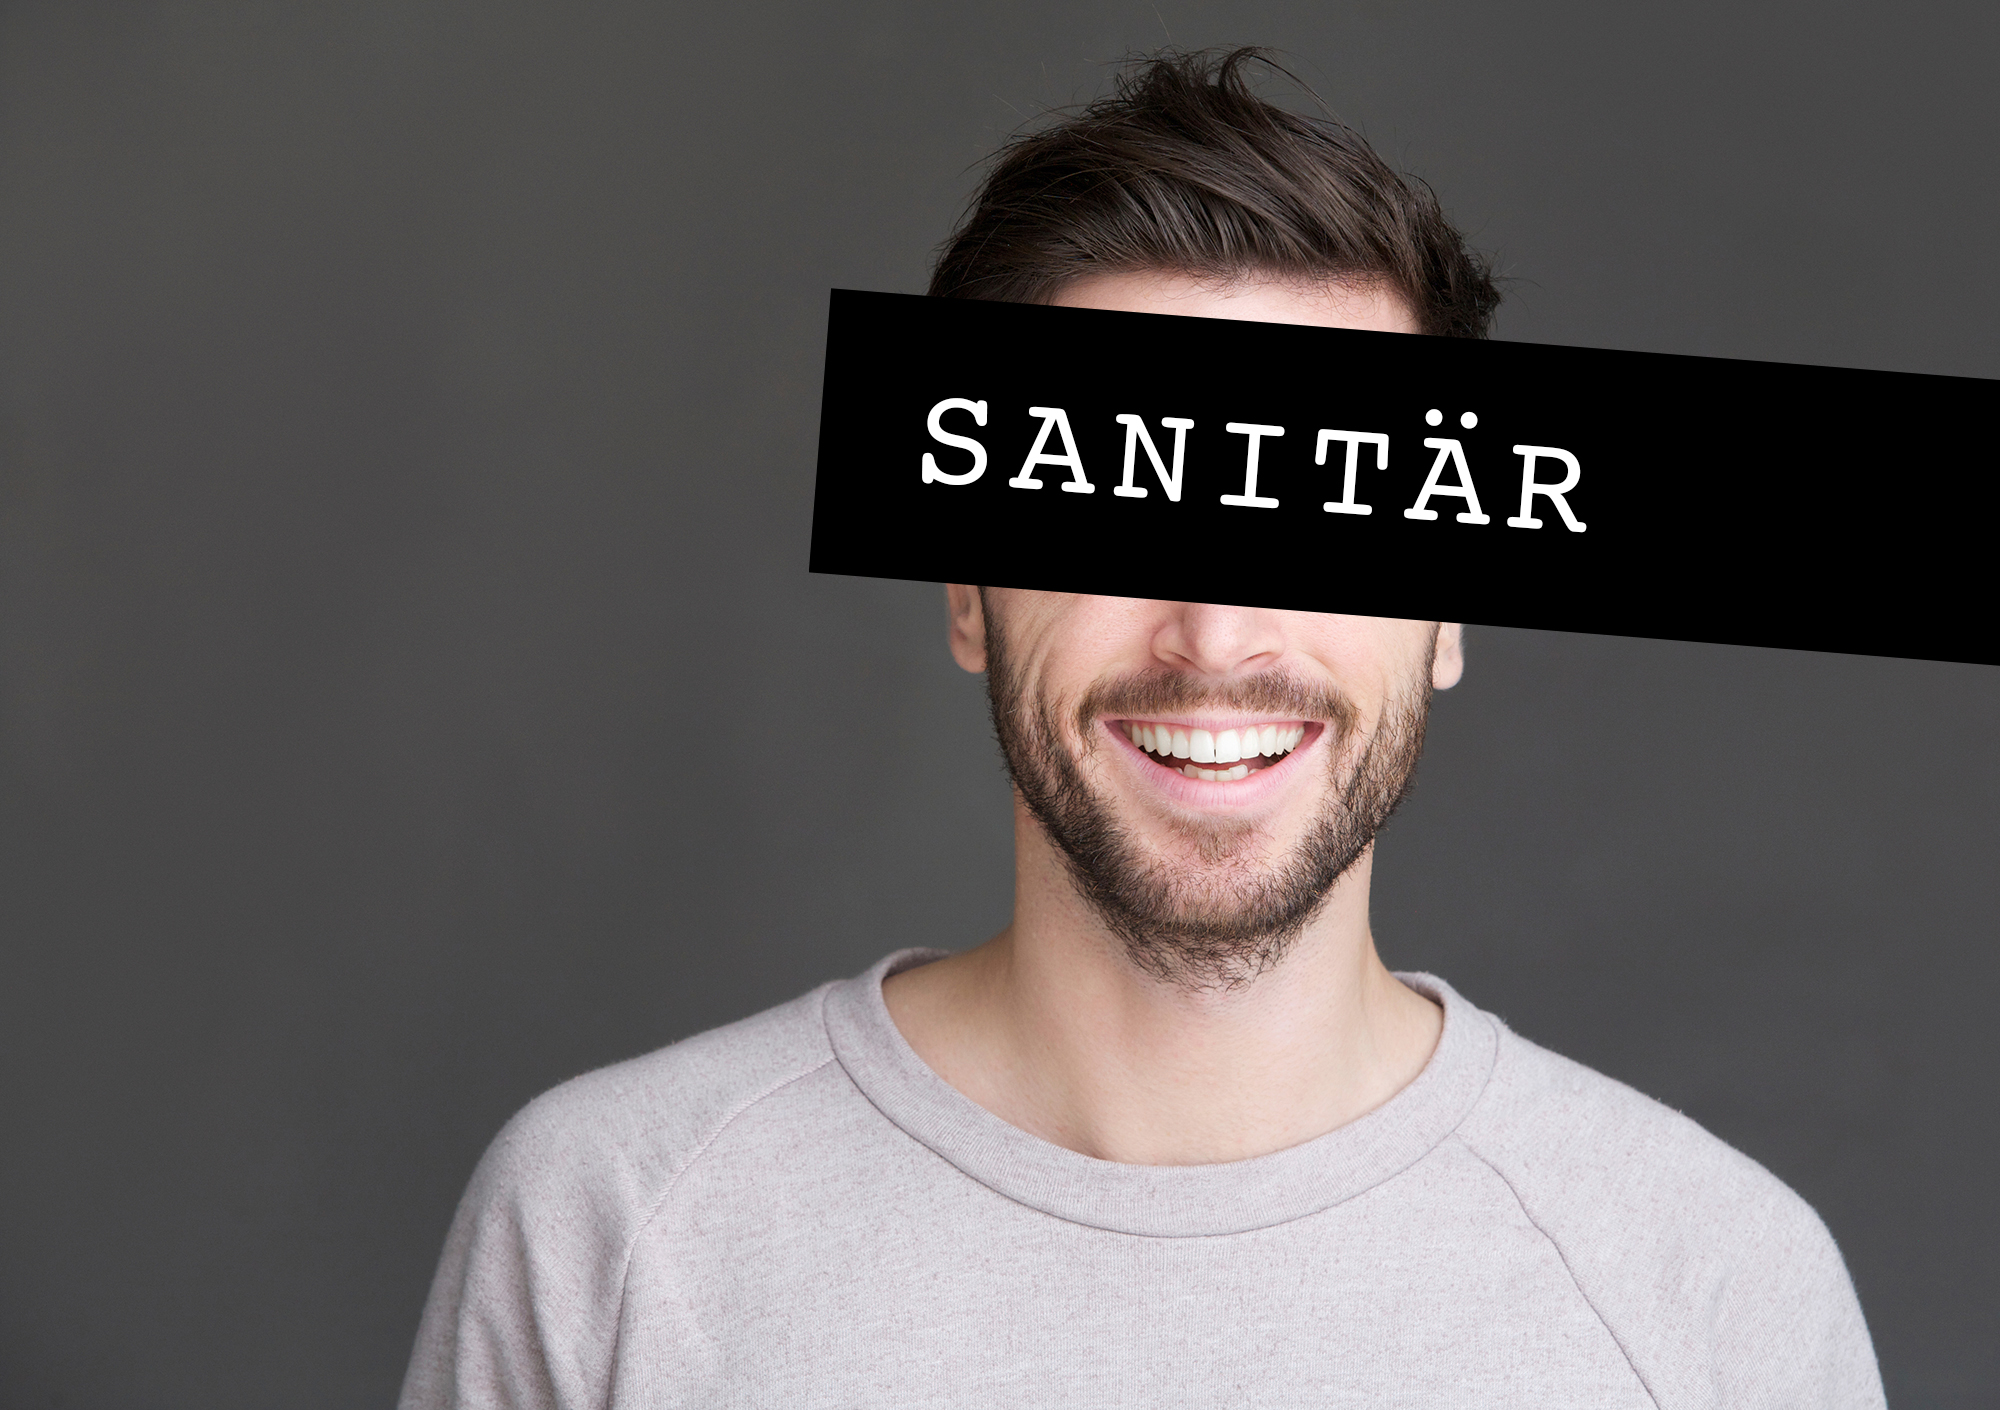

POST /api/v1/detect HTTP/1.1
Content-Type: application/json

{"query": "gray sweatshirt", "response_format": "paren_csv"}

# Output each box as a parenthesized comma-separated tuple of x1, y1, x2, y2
(401, 949, 1884, 1409)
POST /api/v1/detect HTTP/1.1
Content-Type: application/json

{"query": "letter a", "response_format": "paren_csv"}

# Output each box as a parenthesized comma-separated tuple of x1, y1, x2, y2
(1404, 438, 1491, 524)
(1011, 407, 1095, 493)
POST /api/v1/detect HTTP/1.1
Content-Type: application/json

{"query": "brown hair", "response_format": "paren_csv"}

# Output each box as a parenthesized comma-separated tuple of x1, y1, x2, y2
(928, 48, 1500, 338)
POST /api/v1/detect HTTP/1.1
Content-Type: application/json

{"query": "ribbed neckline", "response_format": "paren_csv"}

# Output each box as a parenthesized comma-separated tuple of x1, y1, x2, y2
(824, 948, 1499, 1238)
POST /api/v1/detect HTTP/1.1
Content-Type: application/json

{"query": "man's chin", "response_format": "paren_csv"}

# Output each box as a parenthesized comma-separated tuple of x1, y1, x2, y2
(1062, 844, 1333, 968)
(1097, 900, 1312, 989)
(1031, 774, 1349, 974)
(1156, 815, 1270, 867)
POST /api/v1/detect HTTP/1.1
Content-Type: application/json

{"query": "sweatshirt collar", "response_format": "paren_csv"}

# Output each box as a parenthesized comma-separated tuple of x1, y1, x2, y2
(824, 948, 1498, 1238)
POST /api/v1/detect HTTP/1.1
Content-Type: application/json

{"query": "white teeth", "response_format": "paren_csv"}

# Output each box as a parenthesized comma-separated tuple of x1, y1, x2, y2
(1179, 762, 1253, 782)
(1129, 721, 1308, 763)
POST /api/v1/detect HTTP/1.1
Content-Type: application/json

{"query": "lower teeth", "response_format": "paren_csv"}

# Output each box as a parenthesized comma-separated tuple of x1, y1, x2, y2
(1184, 763, 1251, 782)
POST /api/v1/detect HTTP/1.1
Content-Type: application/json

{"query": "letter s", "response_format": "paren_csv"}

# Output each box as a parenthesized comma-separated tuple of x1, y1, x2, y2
(922, 398, 989, 485)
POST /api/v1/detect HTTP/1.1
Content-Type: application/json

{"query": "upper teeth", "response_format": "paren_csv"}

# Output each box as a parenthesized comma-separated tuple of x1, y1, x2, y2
(1123, 721, 1305, 765)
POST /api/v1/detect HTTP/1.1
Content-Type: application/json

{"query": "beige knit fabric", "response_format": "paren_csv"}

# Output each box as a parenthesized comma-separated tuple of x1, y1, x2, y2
(401, 949, 1883, 1409)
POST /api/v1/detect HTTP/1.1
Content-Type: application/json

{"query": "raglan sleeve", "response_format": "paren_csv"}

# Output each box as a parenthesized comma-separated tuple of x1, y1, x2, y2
(397, 1084, 648, 1410)
(1702, 1191, 1884, 1410)
(397, 985, 835, 1409)
(1459, 1027, 1886, 1410)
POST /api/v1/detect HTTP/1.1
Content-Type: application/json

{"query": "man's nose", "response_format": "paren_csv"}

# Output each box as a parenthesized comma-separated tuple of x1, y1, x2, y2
(1151, 603, 1286, 677)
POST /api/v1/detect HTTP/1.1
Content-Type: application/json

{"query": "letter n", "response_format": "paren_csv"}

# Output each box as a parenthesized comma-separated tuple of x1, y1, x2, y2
(1112, 416, 1194, 501)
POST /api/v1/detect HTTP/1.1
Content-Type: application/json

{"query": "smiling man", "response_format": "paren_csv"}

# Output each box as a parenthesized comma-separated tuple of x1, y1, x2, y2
(402, 49, 1882, 1409)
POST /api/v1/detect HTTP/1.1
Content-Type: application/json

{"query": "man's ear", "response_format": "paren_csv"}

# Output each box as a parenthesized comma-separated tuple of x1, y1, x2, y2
(946, 584, 988, 673)
(1432, 622, 1464, 690)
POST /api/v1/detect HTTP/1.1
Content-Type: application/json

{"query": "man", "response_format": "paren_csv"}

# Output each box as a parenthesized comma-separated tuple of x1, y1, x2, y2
(402, 49, 1883, 1408)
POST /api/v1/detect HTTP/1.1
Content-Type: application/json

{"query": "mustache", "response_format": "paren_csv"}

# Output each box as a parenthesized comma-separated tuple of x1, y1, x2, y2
(1070, 668, 1358, 742)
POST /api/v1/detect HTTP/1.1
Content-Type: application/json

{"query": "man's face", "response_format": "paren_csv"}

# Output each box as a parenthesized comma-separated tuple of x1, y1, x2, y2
(948, 272, 1452, 988)
(952, 590, 1463, 989)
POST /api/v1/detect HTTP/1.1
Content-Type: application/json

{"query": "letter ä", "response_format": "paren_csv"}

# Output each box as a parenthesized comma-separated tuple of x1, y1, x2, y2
(1404, 438, 1490, 524)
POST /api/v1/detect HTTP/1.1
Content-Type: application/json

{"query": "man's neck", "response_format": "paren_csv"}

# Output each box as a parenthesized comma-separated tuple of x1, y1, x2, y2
(882, 803, 1443, 1166)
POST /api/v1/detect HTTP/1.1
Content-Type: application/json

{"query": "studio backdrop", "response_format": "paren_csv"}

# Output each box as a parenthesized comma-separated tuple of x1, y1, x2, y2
(1, 3, 1994, 1408)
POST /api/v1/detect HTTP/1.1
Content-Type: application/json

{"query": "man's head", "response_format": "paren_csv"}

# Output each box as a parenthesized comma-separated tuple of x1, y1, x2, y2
(932, 50, 1484, 989)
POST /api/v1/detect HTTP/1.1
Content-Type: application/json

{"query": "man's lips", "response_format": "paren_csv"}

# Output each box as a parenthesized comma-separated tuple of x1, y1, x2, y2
(1111, 718, 1311, 782)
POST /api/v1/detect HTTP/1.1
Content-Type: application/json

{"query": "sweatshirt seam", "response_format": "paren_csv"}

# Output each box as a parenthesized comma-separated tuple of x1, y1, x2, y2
(603, 988, 838, 1401)
(1452, 1132, 1664, 1410)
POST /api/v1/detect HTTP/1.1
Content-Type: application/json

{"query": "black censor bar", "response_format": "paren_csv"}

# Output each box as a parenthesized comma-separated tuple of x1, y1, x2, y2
(810, 289, 1996, 666)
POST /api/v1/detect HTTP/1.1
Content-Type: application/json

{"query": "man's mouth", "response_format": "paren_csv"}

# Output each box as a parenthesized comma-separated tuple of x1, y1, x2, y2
(1114, 719, 1309, 782)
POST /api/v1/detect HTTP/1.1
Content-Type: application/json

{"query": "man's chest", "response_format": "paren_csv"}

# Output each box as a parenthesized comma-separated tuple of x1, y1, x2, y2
(607, 1152, 1653, 1409)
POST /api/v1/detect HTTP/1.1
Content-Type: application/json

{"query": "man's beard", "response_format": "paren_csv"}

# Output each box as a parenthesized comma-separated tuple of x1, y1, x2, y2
(984, 617, 1434, 992)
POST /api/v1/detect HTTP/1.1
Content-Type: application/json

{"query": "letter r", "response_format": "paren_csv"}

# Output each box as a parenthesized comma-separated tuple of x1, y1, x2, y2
(1506, 445, 1587, 532)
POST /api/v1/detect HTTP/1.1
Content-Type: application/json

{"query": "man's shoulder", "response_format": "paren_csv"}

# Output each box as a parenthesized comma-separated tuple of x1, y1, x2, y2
(1459, 1020, 1809, 1229)
(468, 981, 838, 1232)
(401, 982, 845, 1410)
(1449, 1015, 1880, 1408)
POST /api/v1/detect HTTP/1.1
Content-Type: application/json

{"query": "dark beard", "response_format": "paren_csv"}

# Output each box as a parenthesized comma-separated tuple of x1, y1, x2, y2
(983, 616, 1434, 992)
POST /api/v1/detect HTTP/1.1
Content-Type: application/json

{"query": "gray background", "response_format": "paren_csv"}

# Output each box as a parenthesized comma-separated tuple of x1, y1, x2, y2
(2, 1, 1995, 1405)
